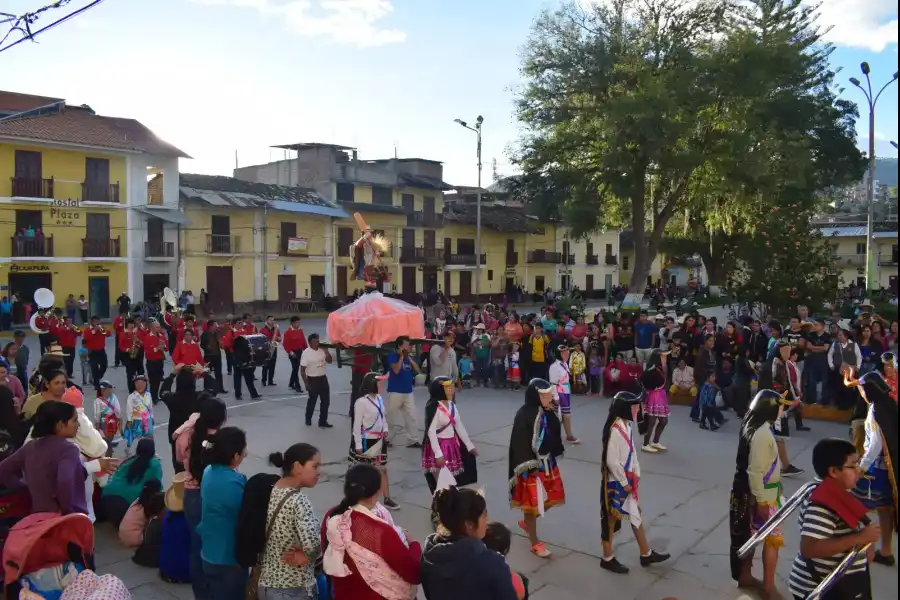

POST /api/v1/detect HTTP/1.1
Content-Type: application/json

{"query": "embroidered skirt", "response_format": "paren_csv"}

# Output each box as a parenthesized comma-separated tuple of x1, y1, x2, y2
(422, 437, 464, 475)
(644, 388, 670, 418)
(507, 366, 521, 384)
(510, 465, 566, 516)
(852, 466, 893, 510)
(557, 393, 572, 415)
(123, 417, 153, 446)
(348, 436, 387, 467)
(751, 502, 783, 549)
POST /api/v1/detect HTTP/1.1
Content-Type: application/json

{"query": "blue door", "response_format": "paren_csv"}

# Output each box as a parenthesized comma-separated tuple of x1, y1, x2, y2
(89, 276, 110, 319)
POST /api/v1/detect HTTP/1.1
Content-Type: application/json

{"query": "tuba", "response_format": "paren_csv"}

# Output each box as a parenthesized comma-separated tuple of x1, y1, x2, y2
(738, 479, 872, 600)
(30, 288, 55, 334)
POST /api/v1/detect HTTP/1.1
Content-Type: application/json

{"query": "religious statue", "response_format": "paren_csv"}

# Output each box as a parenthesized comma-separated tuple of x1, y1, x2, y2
(350, 212, 391, 288)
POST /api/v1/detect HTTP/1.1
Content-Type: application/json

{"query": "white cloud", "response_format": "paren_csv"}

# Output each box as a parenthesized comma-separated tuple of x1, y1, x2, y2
(188, 0, 406, 47)
(813, 0, 898, 52)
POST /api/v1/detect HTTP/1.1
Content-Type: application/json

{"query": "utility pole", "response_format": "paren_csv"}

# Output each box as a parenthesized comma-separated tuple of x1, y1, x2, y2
(454, 115, 484, 298)
(262, 201, 269, 306)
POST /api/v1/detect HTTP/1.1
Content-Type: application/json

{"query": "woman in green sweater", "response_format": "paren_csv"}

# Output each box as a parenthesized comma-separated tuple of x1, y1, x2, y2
(100, 438, 163, 527)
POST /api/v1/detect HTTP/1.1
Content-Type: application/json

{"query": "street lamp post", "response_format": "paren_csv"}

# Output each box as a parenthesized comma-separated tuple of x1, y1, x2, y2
(454, 116, 484, 298)
(849, 63, 898, 291)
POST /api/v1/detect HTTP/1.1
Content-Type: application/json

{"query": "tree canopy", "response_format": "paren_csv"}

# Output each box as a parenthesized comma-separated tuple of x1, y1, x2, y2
(512, 0, 865, 290)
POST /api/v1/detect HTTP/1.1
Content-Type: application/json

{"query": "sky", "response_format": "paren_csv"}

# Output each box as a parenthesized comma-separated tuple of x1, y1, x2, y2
(1, 0, 898, 187)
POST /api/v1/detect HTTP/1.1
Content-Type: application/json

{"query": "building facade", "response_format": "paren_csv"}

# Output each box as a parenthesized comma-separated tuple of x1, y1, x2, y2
(819, 224, 899, 292)
(0, 91, 187, 319)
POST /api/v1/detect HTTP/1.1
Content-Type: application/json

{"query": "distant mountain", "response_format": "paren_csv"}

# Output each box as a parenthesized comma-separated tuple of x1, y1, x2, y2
(871, 157, 898, 187)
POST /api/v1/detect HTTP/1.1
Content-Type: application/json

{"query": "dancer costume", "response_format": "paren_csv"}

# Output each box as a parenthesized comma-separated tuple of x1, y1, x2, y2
(349, 373, 390, 467)
(642, 349, 670, 418)
(848, 371, 899, 522)
(601, 389, 647, 541)
(729, 389, 790, 581)
(549, 351, 572, 416)
(422, 377, 477, 493)
(758, 340, 798, 442)
(509, 378, 566, 515)
(123, 382, 154, 448)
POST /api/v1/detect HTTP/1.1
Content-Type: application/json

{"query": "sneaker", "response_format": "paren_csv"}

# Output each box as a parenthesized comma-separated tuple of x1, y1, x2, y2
(600, 557, 629, 574)
(318, 423, 334, 429)
(782, 464, 804, 477)
(873, 551, 895, 567)
(642, 444, 659, 453)
(383, 497, 400, 510)
(640, 550, 671, 567)
(699, 423, 709, 430)
(651, 442, 667, 451)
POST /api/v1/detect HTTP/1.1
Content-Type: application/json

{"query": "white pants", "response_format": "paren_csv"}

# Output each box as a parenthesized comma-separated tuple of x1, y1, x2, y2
(387, 392, 419, 445)
(635, 348, 653, 365)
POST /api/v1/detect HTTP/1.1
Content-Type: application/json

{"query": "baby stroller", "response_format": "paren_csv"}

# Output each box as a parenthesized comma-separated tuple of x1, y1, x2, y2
(2, 512, 95, 598)
(0, 485, 32, 563)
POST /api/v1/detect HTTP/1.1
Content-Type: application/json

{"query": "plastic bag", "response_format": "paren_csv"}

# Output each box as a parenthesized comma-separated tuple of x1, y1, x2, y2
(436, 467, 457, 491)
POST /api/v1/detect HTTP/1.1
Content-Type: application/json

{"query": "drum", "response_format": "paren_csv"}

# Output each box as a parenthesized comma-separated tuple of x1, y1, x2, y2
(233, 334, 271, 368)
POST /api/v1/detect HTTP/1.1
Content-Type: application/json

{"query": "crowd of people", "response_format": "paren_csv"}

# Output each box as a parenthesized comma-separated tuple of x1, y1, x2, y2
(0, 287, 897, 600)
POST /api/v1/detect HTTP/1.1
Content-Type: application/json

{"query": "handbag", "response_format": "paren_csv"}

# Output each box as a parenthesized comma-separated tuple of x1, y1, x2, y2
(246, 488, 302, 600)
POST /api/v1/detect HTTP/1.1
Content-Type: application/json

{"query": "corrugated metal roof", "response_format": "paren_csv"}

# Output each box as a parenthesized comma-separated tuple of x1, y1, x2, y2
(873, 231, 898, 239)
(819, 226, 868, 237)
(269, 200, 349, 219)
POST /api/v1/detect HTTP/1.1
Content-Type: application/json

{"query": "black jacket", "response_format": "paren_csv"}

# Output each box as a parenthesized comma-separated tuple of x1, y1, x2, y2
(421, 535, 518, 600)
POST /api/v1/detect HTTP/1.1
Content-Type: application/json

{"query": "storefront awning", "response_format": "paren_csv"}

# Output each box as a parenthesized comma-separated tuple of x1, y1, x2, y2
(136, 207, 191, 226)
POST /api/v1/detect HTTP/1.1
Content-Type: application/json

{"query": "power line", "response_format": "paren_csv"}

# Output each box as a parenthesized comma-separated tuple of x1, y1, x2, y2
(0, 0, 106, 54)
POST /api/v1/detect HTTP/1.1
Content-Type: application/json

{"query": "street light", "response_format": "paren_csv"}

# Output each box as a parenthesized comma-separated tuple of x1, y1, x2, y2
(454, 115, 484, 297)
(849, 63, 898, 291)
(891, 141, 898, 150)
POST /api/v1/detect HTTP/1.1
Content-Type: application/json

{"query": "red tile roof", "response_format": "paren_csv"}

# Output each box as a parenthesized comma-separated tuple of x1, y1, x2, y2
(0, 92, 190, 158)
(0, 91, 63, 112)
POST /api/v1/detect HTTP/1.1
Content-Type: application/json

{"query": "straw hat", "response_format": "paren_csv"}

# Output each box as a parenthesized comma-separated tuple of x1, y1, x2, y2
(44, 344, 69, 357)
(165, 472, 187, 512)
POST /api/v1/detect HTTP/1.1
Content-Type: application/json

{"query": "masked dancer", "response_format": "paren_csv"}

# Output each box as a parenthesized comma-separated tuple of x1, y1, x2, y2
(599, 386, 670, 574)
(730, 389, 793, 599)
(845, 370, 899, 567)
(641, 349, 671, 452)
(349, 371, 399, 510)
(508, 378, 565, 559)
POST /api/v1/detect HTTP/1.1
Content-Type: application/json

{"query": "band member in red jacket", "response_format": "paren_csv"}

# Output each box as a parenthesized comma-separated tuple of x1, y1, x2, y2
(82, 315, 112, 388)
(33, 309, 52, 355)
(118, 319, 145, 393)
(113, 313, 127, 368)
(55, 315, 81, 378)
(172, 328, 204, 369)
(235, 314, 257, 336)
(177, 313, 199, 343)
(143, 320, 169, 402)
(259, 315, 282, 386)
(283, 316, 308, 392)
(221, 317, 236, 375)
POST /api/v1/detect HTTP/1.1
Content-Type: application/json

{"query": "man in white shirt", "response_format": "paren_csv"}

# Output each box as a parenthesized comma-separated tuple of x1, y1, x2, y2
(300, 333, 333, 428)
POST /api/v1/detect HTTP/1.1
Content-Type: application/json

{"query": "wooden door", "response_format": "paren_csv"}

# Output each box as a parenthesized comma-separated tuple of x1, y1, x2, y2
(85, 157, 110, 185)
(336, 266, 348, 298)
(205, 266, 234, 312)
(459, 271, 472, 300)
(444, 237, 452, 257)
(86, 213, 110, 238)
(402, 266, 417, 299)
(423, 196, 435, 216)
(310, 276, 325, 300)
(281, 222, 297, 254)
(402, 194, 415, 212)
(424, 230, 436, 249)
(444, 270, 451, 295)
(586, 274, 594, 292)
(211, 215, 230, 235)
(402, 229, 415, 260)
(15, 209, 42, 231)
(278, 274, 296, 302)
(14, 150, 41, 179)
(337, 227, 354, 257)
(562, 240, 570, 263)
(147, 218, 164, 245)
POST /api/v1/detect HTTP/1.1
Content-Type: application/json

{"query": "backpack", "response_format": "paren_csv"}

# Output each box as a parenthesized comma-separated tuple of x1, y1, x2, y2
(234, 473, 279, 568)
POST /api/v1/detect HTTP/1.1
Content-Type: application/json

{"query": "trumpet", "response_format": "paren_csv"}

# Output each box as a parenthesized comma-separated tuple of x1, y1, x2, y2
(129, 333, 142, 359)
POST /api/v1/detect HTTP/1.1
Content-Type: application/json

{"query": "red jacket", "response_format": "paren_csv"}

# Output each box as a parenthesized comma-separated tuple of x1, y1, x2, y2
(235, 322, 257, 336)
(177, 324, 198, 343)
(260, 325, 282, 343)
(222, 326, 236, 351)
(34, 315, 51, 334)
(282, 327, 308, 354)
(56, 325, 80, 348)
(113, 315, 126, 335)
(143, 331, 169, 361)
(81, 326, 112, 351)
(118, 330, 141, 353)
(163, 312, 176, 330)
(327, 511, 421, 600)
(172, 341, 204, 367)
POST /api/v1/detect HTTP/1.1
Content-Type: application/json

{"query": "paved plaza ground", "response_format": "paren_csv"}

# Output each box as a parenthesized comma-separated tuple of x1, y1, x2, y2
(6, 312, 897, 600)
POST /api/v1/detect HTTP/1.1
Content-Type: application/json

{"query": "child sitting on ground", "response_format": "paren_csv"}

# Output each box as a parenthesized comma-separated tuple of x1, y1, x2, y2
(482, 522, 527, 600)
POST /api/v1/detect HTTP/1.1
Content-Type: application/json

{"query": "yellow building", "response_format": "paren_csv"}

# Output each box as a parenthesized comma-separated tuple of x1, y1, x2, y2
(820, 224, 898, 292)
(556, 227, 622, 296)
(0, 90, 188, 320)
(178, 174, 349, 312)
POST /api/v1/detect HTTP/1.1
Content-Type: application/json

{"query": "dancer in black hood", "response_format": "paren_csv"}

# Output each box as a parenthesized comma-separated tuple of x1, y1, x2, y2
(508, 378, 564, 559)
(600, 385, 669, 574)
(846, 369, 899, 566)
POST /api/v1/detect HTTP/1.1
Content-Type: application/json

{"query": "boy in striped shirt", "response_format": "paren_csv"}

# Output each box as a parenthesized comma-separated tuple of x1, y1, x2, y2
(789, 438, 879, 600)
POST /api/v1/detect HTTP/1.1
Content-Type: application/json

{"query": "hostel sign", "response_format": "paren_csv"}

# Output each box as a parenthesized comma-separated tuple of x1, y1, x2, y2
(49, 199, 83, 226)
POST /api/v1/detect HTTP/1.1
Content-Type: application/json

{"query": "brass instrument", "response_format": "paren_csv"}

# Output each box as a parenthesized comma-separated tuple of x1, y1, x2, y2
(129, 331, 142, 359)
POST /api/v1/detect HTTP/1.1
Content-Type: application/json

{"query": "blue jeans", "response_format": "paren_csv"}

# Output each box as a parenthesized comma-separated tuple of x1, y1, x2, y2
(475, 356, 490, 385)
(202, 562, 248, 600)
(183, 489, 208, 599)
(260, 587, 317, 599)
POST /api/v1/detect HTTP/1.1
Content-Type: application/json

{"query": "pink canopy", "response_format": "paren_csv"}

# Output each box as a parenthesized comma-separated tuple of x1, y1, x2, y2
(327, 293, 425, 347)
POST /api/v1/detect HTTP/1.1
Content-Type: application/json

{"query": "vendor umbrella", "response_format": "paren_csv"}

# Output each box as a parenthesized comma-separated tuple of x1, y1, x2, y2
(326, 292, 425, 347)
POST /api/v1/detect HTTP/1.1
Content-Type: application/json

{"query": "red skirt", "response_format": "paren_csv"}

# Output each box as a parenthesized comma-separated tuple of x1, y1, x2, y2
(510, 465, 566, 516)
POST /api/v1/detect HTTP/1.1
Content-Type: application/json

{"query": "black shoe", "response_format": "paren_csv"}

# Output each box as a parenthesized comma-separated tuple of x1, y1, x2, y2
(873, 551, 896, 567)
(250, 394, 261, 399)
(261, 382, 268, 387)
(640, 550, 670, 567)
(782, 464, 804, 477)
(796, 425, 811, 432)
(383, 497, 400, 510)
(600, 557, 629, 574)
(319, 422, 334, 429)
(305, 420, 312, 427)
(699, 423, 709, 430)
(407, 442, 423, 449)
(235, 394, 243, 400)
(691, 418, 700, 423)
(710, 424, 720, 431)
(267, 382, 275, 387)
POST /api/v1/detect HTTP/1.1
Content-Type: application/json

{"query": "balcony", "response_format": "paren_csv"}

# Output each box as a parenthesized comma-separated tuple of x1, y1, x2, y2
(207, 234, 240, 254)
(11, 235, 54, 258)
(145, 240, 175, 258)
(406, 212, 444, 227)
(445, 253, 486, 266)
(527, 251, 563, 264)
(833, 253, 866, 266)
(81, 182, 120, 203)
(586, 253, 599, 265)
(400, 246, 443, 264)
(82, 237, 122, 258)
(605, 254, 618, 265)
(565, 253, 576, 264)
(10, 176, 54, 199)
(506, 251, 519, 266)
(879, 254, 899, 266)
